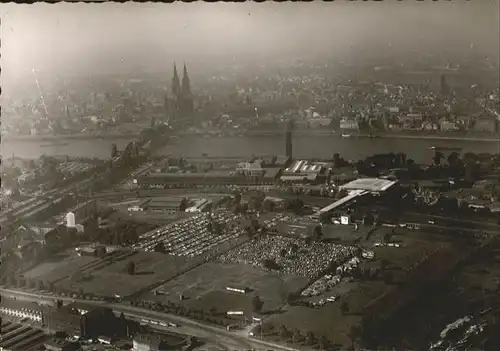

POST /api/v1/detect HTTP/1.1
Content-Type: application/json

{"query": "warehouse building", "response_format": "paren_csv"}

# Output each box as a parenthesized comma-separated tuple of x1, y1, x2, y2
(0, 298, 43, 323)
(135, 197, 181, 213)
(132, 333, 170, 351)
(280, 160, 330, 184)
(185, 199, 213, 213)
(44, 338, 79, 351)
(136, 169, 276, 188)
(339, 178, 399, 194)
(42, 304, 119, 339)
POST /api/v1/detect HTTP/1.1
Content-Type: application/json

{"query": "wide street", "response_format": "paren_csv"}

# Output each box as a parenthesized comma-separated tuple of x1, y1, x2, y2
(0, 288, 299, 351)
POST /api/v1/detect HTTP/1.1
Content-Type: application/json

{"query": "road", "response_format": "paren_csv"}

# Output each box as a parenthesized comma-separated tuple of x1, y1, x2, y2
(0, 288, 299, 351)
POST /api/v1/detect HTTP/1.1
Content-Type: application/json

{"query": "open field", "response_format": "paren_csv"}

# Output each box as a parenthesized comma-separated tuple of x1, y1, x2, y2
(59, 251, 196, 297)
(22, 250, 100, 283)
(143, 262, 309, 315)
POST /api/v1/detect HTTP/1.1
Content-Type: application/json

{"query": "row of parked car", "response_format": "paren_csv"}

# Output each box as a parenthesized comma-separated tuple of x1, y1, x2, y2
(132, 210, 244, 257)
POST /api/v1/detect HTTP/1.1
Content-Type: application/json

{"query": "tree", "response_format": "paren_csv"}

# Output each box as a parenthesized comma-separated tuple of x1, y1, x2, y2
(318, 335, 328, 350)
(240, 202, 249, 213)
(179, 198, 189, 212)
(154, 242, 167, 253)
(250, 218, 260, 231)
(212, 221, 222, 234)
(245, 226, 255, 238)
(433, 151, 444, 167)
(232, 203, 242, 214)
(313, 225, 323, 241)
(262, 258, 280, 270)
(284, 198, 304, 214)
(304, 236, 313, 246)
(262, 199, 275, 212)
(447, 151, 460, 168)
(333, 153, 344, 168)
(233, 193, 242, 205)
(252, 295, 264, 313)
(305, 331, 315, 345)
(396, 152, 407, 167)
(7, 276, 16, 287)
(112, 232, 121, 245)
(319, 211, 331, 224)
(340, 301, 349, 315)
(126, 261, 136, 275)
(279, 325, 288, 339)
(465, 161, 480, 183)
(292, 328, 301, 344)
(251, 195, 264, 212)
(347, 326, 361, 350)
(95, 246, 107, 258)
(36, 280, 44, 291)
(111, 143, 118, 159)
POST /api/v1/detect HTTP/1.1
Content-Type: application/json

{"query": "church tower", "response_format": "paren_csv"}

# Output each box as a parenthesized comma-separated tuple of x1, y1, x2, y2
(171, 63, 181, 121)
(172, 62, 181, 97)
(181, 63, 194, 117)
(169, 61, 194, 124)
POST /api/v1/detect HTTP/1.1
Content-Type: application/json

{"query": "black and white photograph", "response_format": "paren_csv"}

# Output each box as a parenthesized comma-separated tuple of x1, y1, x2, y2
(1, 1, 499, 350)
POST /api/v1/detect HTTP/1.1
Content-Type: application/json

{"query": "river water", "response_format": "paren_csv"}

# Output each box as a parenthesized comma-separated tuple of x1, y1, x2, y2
(2, 135, 499, 164)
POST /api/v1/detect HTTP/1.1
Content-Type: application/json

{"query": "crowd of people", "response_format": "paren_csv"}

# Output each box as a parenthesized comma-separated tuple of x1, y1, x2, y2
(302, 256, 361, 297)
(133, 210, 244, 258)
(219, 235, 357, 278)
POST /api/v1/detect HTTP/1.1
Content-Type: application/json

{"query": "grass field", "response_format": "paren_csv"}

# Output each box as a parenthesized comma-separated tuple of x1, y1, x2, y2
(62, 251, 196, 297)
(22, 250, 100, 283)
(144, 262, 309, 315)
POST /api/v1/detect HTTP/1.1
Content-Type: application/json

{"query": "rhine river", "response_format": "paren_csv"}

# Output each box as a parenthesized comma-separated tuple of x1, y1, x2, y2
(2, 135, 499, 164)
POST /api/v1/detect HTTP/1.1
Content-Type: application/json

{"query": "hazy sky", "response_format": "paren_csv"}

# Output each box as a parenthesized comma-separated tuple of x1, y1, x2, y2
(1, 1, 499, 81)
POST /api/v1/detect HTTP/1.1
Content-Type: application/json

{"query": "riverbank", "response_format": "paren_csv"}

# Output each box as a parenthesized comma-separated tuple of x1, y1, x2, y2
(2, 133, 141, 142)
(354, 133, 500, 143)
(4, 130, 499, 143)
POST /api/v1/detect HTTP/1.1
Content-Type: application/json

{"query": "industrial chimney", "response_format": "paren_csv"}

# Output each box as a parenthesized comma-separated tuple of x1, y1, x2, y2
(285, 120, 293, 159)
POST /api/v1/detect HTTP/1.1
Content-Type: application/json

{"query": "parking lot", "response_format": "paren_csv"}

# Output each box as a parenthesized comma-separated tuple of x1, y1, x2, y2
(219, 235, 357, 278)
(132, 210, 245, 258)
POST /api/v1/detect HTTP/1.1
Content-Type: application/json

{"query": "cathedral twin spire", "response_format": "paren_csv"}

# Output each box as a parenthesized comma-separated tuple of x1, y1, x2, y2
(171, 62, 191, 98)
(169, 62, 194, 119)
(172, 63, 181, 97)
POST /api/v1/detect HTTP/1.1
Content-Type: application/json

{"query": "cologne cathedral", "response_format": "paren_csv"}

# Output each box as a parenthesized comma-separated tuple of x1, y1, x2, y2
(165, 62, 194, 124)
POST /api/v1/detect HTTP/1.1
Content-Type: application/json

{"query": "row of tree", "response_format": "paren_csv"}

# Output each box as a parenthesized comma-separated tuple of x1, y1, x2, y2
(0, 275, 56, 293)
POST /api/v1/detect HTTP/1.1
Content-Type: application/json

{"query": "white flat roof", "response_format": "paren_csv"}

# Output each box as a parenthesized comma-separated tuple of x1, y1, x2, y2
(318, 189, 368, 214)
(340, 178, 398, 192)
